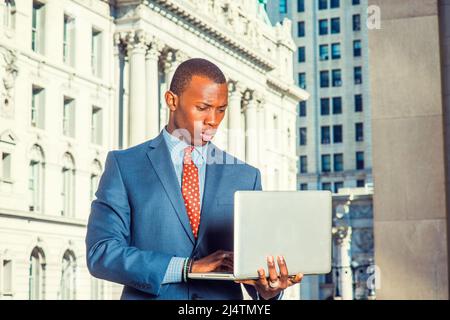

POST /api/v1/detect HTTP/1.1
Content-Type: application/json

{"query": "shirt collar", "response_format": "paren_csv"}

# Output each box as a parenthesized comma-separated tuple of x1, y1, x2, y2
(162, 127, 209, 166)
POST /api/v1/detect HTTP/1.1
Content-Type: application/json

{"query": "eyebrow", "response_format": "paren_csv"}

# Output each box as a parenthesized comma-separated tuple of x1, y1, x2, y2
(197, 102, 228, 108)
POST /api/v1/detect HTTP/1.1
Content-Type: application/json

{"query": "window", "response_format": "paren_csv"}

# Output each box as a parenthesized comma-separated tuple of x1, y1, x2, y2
(332, 69, 342, 87)
(63, 97, 75, 137)
(353, 0, 360, 4)
(321, 155, 331, 173)
(319, 44, 329, 61)
(1, 152, 11, 181)
(29, 145, 44, 213)
(319, 19, 328, 35)
(334, 154, 343, 172)
(333, 125, 343, 143)
(298, 73, 306, 89)
(299, 127, 307, 146)
(355, 123, 364, 141)
(357, 179, 365, 187)
(331, 43, 341, 60)
(321, 126, 330, 144)
(300, 156, 308, 174)
(331, 18, 340, 34)
(2, 257, 13, 296)
(353, 40, 362, 57)
(297, 21, 305, 37)
(322, 182, 332, 191)
(298, 47, 306, 63)
(334, 181, 344, 193)
(320, 71, 330, 88)
(318, 0, 327, 10)
(299, 101, 307, 117)
(279, 0, 287, 14)
(354, 67, 362, 84)
(353, 14, 361, 31)
(297, 0, 304, 12)
(90, 160, 102, 201)
(91, 28, 102, 77)
(355, 94, 363, 112)
(31, 85, 45, 128)
(332, 97, 342, 114)
(91, 106, 103, 145)
(330, 0, 340, 9)
(29, 247, 45, 300)
(61, 153, 75, 217)
(321, 98, 330, 115)
(60, 250, 76, 300)
(63, 15, 75, 66)
(300, 183, 308, 190)
(356, 151, 365, 170)
(3, 0, 16, 29)
(32, 1, 45, 54)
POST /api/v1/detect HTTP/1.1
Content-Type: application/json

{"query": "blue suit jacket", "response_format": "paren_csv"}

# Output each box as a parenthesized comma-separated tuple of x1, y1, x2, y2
(86, 131, 262, 300)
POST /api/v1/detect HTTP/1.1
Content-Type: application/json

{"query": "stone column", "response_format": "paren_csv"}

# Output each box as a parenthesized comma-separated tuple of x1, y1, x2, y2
(257, 95, 267, 187)
(227, 81, 243, 159)
(127, 30, 148, 146)
(145, 39, 163, 139)
(333, 227, 354, 300)
(112, 33, 122, 149)
(245, 90, 258, 168)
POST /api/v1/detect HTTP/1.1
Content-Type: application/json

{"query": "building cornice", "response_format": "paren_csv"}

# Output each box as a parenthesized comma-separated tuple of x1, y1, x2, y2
(266, 75, 310, 101)
(0, 209, 87, 227)
(117, 0, 279, 73)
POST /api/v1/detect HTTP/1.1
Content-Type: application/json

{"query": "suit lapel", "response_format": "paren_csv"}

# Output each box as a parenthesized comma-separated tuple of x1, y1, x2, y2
(196, 143, 225, 248)
(146, 132, 195, 245)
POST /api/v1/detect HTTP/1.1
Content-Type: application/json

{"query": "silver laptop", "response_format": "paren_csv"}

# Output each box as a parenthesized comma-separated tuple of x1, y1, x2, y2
(188, 191, 332, 280)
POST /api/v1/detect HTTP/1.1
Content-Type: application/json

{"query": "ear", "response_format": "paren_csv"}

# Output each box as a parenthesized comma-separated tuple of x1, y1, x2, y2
(165, 91, 178, 112)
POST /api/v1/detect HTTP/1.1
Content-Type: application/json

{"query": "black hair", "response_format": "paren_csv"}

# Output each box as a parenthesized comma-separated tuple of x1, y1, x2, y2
(169, 58, 227, 95)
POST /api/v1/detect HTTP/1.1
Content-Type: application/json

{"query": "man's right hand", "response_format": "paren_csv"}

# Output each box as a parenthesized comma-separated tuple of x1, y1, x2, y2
(191, 250, 234, 273)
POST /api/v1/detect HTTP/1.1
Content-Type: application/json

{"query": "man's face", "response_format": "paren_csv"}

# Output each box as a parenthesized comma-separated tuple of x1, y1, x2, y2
(166, 75, 228, 146)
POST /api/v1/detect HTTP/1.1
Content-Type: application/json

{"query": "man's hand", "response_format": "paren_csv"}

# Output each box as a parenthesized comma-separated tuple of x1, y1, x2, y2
(236, 256, 304, 300)
(191, 250, 234, 273)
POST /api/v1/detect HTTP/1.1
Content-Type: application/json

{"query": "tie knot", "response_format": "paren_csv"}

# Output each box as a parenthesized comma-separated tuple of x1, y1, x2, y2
(183, 146, 195, 165)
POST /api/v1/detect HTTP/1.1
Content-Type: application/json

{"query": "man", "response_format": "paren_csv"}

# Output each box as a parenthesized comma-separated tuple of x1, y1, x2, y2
(86, 58, 303, 300)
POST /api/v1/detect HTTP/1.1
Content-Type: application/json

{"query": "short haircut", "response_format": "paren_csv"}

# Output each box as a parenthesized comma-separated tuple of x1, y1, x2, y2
(169, 58, 227, 96)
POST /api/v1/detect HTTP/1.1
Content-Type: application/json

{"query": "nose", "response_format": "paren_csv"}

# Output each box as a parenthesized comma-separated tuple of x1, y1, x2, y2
(205, 108, 218, 127)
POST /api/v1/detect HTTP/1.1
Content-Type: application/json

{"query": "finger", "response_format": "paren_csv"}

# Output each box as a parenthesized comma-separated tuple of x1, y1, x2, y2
(257, 268, 269, 290)
(267, 256, 278, 283)
(214, 259, 233, 271)
(287, 273, 304, 286)
(235, 280, 256, 286)
(277, 256, 289, 288)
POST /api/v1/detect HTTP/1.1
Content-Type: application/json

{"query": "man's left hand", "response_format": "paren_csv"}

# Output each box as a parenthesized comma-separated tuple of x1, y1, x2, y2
(235, 256, 303, 300)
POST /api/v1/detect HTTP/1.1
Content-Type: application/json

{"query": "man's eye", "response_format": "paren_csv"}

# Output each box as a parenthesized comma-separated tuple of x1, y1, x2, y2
(196, 106, 207, 111)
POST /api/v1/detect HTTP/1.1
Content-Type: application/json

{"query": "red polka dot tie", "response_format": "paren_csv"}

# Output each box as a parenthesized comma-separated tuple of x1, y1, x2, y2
(181, 146, 201, 238)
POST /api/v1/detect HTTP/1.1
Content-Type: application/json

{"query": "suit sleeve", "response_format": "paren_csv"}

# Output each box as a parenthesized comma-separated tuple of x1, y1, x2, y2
(243, 168, 283, 301)
(85, 151, 174, 296)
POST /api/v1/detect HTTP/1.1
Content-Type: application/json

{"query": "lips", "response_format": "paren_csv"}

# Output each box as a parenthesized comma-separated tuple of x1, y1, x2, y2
(201, 130, 216, 142)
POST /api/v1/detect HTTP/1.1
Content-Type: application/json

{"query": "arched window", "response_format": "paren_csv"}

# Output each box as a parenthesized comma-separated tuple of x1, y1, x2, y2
(29, 246, 45, 300)
(61, 153, 75, 217)
(59, 250, 76, 300)
(29, 145, 44, 213)
(3, 0, 16, 30)
(90, 159, 102, 201)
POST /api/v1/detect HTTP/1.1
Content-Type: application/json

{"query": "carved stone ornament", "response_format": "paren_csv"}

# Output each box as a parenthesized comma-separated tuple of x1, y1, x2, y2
(0, 47, 18, 118)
